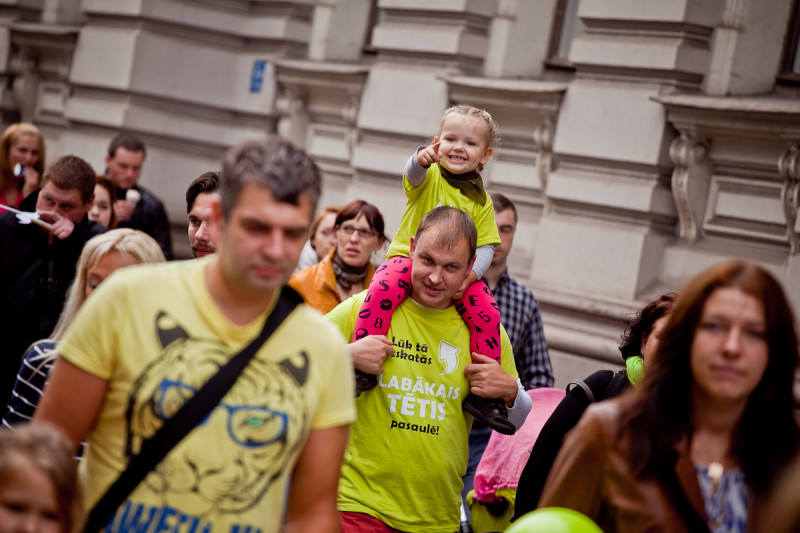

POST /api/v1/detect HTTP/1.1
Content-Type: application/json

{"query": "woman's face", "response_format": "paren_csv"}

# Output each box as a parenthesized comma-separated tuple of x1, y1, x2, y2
(311, 212, 337, 261)
(9, 134, 41, 169)
(88, 184, 112, 227)
(85, 250, 138, 298)
(334, 213, 382, 268)
(690, 287, 769, 407)
(0, 457, 63, 533)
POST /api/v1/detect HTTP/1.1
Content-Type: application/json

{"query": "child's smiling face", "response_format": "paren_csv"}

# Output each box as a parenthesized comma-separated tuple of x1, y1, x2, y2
(435, 114, 493, 175)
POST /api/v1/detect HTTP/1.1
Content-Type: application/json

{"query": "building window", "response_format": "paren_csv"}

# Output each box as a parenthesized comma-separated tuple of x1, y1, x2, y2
(363, 2, 382, 55)
(546, 0, 585, 68)
(779, 0, 800, 83)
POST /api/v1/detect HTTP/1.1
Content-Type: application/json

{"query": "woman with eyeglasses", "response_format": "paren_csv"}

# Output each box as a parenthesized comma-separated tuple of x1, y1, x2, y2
(289, 199, 386, 314)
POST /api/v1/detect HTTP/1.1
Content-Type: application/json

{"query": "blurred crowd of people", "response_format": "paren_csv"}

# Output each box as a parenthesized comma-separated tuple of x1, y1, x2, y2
(0, 114, 798, 533)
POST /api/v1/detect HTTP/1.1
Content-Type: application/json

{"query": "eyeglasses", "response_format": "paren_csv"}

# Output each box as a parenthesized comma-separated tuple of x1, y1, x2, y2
(156, 379, 288, 448)
(337, 224, 377, 239)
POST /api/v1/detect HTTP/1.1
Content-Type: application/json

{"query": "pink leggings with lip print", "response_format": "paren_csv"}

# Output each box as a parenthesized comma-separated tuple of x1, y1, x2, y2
(352, 256, 502, 363)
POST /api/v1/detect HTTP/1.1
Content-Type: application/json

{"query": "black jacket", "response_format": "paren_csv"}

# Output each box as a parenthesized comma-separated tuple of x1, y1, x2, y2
(513, 369, 630, 519)
(118, 184, 173, 259)
(0, 192, 106, 406)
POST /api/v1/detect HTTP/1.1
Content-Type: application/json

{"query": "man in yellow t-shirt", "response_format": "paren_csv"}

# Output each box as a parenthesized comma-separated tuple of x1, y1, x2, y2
(327, 206, 532, 533)
(34, 138, 355, 533)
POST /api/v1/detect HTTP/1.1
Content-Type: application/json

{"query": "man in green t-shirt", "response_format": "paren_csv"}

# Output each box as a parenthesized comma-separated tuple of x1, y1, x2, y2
(326, 206, 532, 533)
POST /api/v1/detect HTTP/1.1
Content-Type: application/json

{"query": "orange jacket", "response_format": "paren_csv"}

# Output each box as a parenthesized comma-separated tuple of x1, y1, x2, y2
(288, 249, 376, 314)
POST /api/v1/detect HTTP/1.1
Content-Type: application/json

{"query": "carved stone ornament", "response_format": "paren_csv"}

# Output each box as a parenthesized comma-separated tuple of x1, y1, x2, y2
(778, 141, 800, 254)
(533, 116, 555, 194)
(10, 48, 40, 123)
(669, 132, 710, 241)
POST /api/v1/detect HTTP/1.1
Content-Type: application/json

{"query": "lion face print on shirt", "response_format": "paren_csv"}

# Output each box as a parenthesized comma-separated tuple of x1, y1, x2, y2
(123, 311, 310, 516)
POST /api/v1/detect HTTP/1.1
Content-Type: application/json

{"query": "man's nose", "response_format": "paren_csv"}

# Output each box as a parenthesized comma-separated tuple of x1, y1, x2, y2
(196, 221, 210, 242)
(262, 232, 285, 258)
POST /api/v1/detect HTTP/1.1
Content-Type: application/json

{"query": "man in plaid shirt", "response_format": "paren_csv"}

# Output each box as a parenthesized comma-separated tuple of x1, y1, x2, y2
(461, 193, 554, 516)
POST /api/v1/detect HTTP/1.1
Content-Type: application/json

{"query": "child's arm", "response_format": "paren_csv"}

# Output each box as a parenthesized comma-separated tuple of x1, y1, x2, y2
(457, 244, 494, 297)
(405, 143, 440, 187)
(472, 244, 494, 279)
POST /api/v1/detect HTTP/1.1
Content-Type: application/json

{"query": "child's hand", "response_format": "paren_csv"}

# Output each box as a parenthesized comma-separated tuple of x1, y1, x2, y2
(348, 335, 395, 375)
(417, 141, 441, 168)
(454, 270, 478, 300)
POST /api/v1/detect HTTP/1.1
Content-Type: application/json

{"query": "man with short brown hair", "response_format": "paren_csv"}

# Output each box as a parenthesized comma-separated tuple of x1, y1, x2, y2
(326, 206, 531, 533)
(106, 133, 173, 258)
(0, 154, 105, 405)
(35, 137, 354, 533)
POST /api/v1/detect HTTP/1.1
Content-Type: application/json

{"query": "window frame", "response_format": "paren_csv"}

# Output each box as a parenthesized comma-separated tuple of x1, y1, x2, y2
(544, 0, 580, 71)
(778, 0, 800, 84)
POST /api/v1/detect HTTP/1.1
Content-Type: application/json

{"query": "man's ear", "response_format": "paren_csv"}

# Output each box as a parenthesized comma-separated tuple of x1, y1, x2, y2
(81, 193, 95, 217)
(467, 253, 476, 274)
(409, 235, 416, 256)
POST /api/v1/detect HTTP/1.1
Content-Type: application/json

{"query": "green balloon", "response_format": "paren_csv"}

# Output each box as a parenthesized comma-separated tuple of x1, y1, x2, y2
(505, 508, 603, 533)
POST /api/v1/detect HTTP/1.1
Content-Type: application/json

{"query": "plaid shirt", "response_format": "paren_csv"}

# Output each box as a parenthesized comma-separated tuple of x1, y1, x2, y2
(492, 270, 554, 389)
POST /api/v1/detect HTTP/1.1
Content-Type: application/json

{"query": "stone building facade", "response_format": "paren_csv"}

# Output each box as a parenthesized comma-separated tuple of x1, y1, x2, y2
(2, 0, 799, 384)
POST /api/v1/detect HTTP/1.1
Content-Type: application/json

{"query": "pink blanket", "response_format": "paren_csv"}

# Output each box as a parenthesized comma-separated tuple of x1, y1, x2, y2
(472, 387, 565, 502)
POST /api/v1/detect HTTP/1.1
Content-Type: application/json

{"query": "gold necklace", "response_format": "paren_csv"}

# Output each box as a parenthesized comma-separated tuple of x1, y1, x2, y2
(693, 433, 729, 494)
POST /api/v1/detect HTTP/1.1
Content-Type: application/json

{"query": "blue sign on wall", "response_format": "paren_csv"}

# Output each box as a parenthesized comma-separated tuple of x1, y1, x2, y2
(250, 60, 267, 93)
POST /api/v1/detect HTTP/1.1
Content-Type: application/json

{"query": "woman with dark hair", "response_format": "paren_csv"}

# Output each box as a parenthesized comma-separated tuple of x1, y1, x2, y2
(513, 292, 676, 519)
(618, 292, 677, 386)
(289, 199, 385, 313)
(538, 260, 799, 532)
(88, 175, 118, 229)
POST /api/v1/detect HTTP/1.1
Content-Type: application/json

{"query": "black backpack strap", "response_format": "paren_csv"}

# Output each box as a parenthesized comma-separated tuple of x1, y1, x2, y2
(566, 379, 595, 403)
(83, 286, 302, 533)
(603, 370, 629, 400)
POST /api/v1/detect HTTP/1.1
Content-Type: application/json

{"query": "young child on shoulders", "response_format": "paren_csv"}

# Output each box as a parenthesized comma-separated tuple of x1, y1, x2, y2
(353, 105, 515, 434)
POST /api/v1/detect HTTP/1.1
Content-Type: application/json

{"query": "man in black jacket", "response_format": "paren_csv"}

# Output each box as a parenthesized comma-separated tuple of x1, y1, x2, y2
(0, 155, 106, 405)
(106, 133, 173, 259)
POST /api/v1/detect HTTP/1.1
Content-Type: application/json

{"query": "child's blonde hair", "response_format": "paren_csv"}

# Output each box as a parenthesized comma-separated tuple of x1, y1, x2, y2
(0, 424, 80, 533)
(437, 105, 499, 171)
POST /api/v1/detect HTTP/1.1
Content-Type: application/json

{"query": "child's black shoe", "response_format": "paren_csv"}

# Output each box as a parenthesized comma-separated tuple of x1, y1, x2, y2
(354, 370, 378, 396)
(461, 393, 516, 435)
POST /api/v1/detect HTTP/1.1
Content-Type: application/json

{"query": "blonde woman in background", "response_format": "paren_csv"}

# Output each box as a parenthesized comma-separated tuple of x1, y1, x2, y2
(2, 229, 165, 426)
(0, 122, 45, 208)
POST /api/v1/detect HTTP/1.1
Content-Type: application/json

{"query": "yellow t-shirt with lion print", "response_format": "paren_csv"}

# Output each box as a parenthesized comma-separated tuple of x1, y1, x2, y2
(59, 258, 355, 533)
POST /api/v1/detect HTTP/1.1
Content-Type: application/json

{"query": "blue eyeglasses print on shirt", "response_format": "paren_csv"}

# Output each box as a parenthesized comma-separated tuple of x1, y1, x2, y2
(155, 379, 288, 448)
